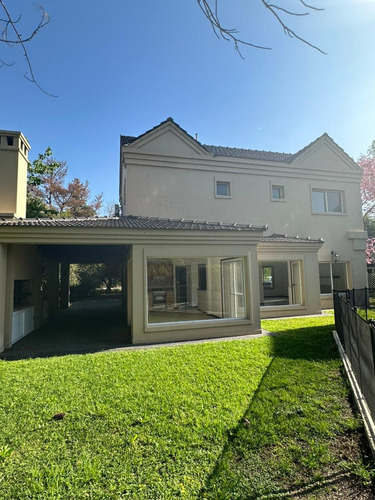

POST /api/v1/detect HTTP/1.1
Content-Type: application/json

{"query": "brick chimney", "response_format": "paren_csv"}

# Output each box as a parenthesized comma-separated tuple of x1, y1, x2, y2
(0, 131, 30, 218)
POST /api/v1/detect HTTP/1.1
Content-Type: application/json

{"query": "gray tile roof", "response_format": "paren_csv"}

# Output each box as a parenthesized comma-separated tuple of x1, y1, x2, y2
(203, 145, 293, 162)
(0, 215, 267, 232)
(120, 118, 358, 167)
(262, 233, 324, 243)
(120, 135, 293, 162)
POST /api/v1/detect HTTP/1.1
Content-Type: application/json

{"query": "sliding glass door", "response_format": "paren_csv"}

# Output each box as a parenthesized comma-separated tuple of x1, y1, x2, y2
(221, 258, 246, 318)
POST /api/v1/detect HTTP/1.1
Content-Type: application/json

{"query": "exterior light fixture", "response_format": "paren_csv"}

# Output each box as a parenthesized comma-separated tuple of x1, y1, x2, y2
(331, 251, 339, 263)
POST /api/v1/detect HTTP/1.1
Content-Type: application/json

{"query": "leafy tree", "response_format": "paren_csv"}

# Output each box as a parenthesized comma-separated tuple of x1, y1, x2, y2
(27, 148, 103, 218)
(364, 216, 375, 239)
(70, 263, 122, 301)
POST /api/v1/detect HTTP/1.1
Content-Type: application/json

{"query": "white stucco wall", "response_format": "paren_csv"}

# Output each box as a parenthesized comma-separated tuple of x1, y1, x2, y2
(121, 124, 367, 297)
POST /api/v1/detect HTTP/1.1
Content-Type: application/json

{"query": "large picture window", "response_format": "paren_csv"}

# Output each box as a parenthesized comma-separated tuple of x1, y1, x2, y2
(312, 189, 344, 214)
(319, 262, 347, 294)
(147, 257, 247, 324)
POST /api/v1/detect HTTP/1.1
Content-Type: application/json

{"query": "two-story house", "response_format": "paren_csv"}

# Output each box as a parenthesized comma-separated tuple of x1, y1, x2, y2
(0, 119, 367, 352)
(120, 118, 367, 317)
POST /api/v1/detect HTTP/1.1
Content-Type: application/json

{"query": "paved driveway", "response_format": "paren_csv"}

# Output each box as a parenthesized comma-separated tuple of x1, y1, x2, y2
(1, 297, 131, 360)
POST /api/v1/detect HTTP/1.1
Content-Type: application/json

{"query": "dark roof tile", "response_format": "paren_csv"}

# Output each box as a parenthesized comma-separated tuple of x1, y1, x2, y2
(0, 215, 267, 232)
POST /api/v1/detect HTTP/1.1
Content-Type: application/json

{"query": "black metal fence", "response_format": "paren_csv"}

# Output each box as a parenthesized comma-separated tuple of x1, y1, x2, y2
(333, 291, 375, 422)
(334, 287, 375, 321)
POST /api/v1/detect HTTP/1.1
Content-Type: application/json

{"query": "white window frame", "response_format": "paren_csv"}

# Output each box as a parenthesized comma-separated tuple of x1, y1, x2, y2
(271, 184, 285, 201)
(215, 179, 231, 199)
(311, 189, 345, 214)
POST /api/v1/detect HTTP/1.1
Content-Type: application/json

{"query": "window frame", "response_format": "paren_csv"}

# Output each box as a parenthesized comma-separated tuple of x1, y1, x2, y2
(311, 189, 345, 214)
(215, 180, 231, 199)
(271, 184, 285, 201)
(145, 255, 249, 328)
(318, 262, 348, 294)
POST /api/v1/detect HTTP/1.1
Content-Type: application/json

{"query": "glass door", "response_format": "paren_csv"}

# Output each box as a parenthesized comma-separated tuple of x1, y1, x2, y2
(221, 258, 246, 318)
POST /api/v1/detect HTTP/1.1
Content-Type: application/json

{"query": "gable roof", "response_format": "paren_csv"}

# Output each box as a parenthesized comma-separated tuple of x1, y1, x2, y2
(121, 118, 356, 166)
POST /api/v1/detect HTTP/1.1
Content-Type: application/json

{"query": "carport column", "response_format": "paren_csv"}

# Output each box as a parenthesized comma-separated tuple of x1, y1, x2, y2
(0, 244, 8, 352)
(47, 259, 60, 316)
(60, 262, 70, 310)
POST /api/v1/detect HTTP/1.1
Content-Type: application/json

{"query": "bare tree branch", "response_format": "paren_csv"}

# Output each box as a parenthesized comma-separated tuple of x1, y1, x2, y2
(260, 0, 327, 54)
(197, 0, 272, 58)
(0, 1, 56, 96)
(197, 0, 326, 56)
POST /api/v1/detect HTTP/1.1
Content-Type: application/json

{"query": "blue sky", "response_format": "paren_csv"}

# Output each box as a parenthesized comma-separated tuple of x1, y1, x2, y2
(2, 0, 375, 210)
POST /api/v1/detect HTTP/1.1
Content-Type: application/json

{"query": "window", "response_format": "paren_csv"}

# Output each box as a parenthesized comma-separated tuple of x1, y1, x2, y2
(271, 185, 285, 201)
(215, 180, 231, 198)
(312, 189, 344, 214)
(6, 136, 14, 146)
(319, 262, 347, 294)
(147, 257, 247, 324)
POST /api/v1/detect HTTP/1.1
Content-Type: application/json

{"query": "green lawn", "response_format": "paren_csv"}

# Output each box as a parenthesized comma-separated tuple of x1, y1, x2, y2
(0, 315, 373, 499)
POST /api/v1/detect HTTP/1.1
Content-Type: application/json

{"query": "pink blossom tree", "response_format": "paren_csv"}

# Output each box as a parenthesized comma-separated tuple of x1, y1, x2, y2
(358, 142, 375, 264)
(359, 141, 375, 218)
(366, 238, 375, 265)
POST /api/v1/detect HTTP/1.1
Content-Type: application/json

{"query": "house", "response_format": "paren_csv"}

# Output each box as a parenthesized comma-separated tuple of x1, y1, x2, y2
(120, 118, 367, 315)
(0, 120, 367, 352)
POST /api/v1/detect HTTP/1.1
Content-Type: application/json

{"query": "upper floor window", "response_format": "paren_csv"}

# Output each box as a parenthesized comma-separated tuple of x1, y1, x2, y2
(271, 185, 285, 201)
(312, 189, 344, 214)
(215, 180, 231, 198)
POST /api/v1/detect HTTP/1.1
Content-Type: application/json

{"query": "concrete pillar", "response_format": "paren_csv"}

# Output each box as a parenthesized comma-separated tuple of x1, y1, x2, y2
(0, 244, 8, 352)
(60, 262, 70, 310)
(47, 260, 59, 316)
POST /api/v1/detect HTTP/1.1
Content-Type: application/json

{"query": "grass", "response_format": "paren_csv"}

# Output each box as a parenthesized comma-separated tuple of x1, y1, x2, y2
(0, 315, 373, 499)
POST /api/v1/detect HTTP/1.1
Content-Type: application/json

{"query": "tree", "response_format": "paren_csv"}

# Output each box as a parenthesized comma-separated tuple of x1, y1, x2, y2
(366, 238, 375, 265)
(1, 1, 325, 95)
(0, 2, 53, 95)
(358, 141, 375, 264)
(198, 0, 326, 57)
(27, 148, 103, 218)
(70, 262, 122, 301)
(358, 141, 375, 219)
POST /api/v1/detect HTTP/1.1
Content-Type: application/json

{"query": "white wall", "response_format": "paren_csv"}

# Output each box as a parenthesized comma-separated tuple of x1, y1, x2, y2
(121, 126, 367, 294)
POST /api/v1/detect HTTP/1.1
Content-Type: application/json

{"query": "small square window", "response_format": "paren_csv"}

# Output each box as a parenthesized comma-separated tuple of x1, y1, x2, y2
(216, 181, 231, 197)
(271, 185, 285, 200)
(7, 136, 14, 146)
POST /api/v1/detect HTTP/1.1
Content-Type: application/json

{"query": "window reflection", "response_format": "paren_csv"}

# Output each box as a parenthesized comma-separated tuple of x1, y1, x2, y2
(147, 257, 247, 324)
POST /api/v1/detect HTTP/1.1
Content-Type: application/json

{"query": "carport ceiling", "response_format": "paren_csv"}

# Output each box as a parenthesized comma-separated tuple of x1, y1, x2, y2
(37, 245, 129, 264)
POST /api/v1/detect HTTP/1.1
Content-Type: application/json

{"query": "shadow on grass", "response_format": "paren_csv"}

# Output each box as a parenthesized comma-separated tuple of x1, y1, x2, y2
(0, 297, 131, 361)
(199, 321, 367, 499)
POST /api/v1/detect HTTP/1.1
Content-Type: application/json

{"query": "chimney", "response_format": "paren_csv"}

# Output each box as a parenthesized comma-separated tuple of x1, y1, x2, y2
(0, 131, 30, 218)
